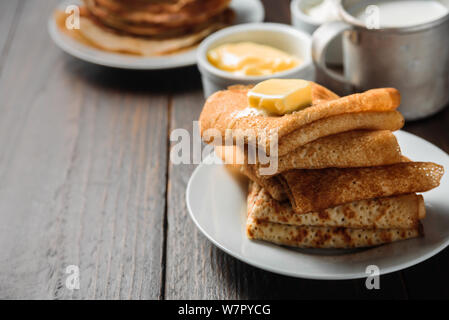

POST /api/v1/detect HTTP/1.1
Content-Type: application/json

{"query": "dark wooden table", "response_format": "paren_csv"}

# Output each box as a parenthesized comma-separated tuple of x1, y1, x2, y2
(0, 0, 448, 300)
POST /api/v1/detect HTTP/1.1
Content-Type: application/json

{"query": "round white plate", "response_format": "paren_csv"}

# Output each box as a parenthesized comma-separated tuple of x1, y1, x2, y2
(48, 0, 265, 69)
(186, 130, 449, 280)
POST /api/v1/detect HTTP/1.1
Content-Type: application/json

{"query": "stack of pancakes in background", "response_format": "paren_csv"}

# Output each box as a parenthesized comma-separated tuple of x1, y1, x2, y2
(200, 83, 444, 249)
(55, 0, 234, 56)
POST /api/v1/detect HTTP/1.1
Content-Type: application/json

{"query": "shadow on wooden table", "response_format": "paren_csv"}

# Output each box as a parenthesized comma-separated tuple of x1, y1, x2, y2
(61, 55, 203, 95)
(211, 244, 415, 299)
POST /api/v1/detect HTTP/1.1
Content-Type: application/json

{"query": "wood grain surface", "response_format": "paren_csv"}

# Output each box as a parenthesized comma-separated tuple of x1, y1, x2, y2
(0, 0, 168, 299)
(0, 0, 447, 300)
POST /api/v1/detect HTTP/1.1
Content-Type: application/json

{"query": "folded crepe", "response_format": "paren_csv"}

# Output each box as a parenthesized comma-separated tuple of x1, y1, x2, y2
(199, 84, 404, 156)
(214, 129, 404, 200)
(247, 182, 424, 249)
(248, 182, 425, 229)
(247, 214, 423, 249)
(217, 130, 403, 177)
(280, 162, 444, 214)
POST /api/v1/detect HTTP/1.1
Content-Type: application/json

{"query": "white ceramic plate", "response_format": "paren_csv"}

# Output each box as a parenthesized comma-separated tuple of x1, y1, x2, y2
(48, 0, 265, 69)
(186, 130, 449, 280)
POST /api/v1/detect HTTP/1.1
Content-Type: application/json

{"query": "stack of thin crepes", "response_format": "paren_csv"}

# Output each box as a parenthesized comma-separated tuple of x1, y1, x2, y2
(54, 0, 234, 56)
(199, 83, 445, 249)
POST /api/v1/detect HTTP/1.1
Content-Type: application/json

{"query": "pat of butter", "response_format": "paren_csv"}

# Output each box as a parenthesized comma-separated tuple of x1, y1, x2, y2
(207, 42, 301, 76)
(247, 79, 312, 115)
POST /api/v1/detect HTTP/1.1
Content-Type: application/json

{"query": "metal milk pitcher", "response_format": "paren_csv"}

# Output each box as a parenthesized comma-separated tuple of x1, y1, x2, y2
(312, 0, 449, 120)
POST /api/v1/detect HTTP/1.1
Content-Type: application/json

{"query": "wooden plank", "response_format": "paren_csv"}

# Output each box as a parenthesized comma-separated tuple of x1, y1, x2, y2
(164, 73, 222, 299)
(164, 68, 262, 299)
(0, 0, 168, 299)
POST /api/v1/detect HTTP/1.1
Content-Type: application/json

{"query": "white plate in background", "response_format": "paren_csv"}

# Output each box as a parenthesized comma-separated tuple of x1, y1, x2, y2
(186, 130, 449, 279)
(48, 0, 265, 69)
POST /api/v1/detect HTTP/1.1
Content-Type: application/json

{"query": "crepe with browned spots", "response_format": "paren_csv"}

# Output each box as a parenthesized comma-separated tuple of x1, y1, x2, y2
(216, 129, 403, 177)
(246, 214, 422, 249)
(246, 182, 424, 248)
(279, 162, 444, 214)
(248, 182, 425, 229)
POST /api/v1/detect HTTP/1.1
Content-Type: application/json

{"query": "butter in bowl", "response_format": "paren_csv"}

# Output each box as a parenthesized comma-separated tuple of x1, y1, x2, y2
(196, 23, 314, 97)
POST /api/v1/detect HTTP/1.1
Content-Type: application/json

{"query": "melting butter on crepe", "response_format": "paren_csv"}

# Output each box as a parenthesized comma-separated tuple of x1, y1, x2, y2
(199, 83, 403, 156)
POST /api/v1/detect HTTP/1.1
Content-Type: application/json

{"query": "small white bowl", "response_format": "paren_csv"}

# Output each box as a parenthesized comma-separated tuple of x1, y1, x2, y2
(290, 0, 342, 65)
(197, 23, 314, 98)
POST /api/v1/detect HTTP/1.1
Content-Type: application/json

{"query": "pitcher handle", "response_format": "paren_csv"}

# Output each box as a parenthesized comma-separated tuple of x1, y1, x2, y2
(312, 21, 351, 84)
